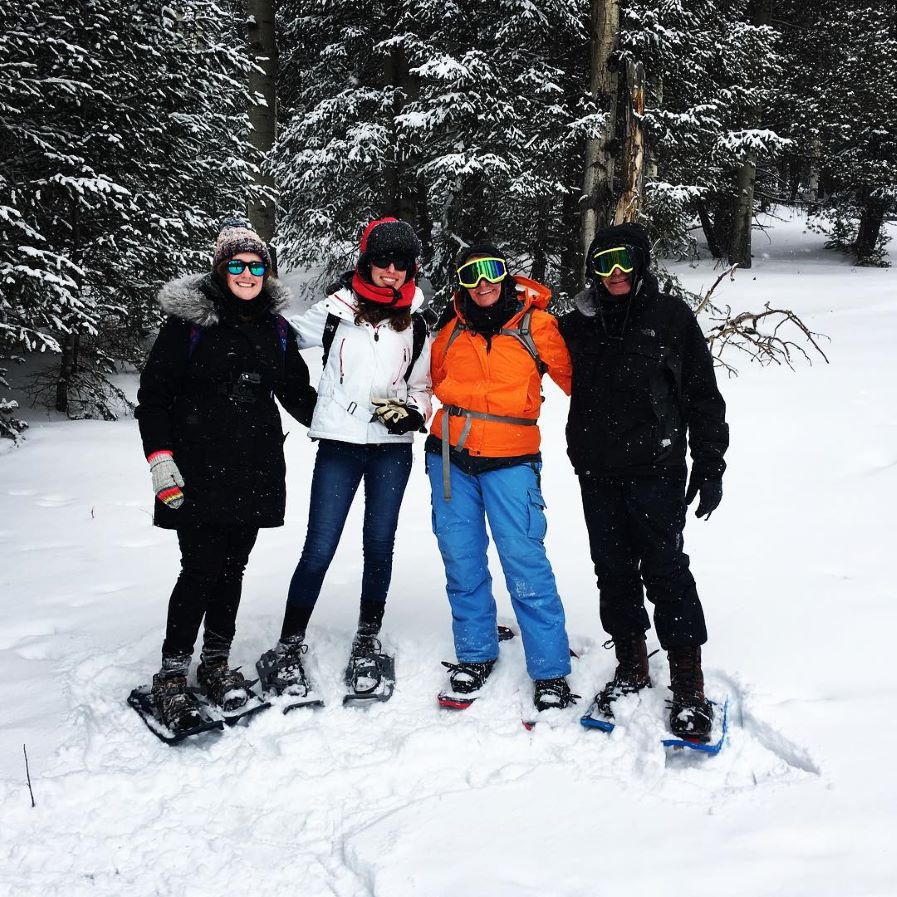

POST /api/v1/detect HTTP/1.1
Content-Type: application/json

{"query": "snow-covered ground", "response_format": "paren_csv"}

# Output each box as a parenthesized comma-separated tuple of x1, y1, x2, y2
(2, 212, 895, 896)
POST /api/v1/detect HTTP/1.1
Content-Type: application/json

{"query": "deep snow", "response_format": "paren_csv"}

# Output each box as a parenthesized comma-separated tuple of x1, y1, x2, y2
(1, 212, 896, 896)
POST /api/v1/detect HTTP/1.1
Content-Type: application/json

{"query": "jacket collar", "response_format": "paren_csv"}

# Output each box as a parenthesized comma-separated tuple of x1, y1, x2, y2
(157, 273, 292, 326)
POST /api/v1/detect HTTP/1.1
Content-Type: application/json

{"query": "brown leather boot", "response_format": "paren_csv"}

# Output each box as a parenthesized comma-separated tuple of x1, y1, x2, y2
(667, 646, 714, 742)
(593, 633, 651, 717)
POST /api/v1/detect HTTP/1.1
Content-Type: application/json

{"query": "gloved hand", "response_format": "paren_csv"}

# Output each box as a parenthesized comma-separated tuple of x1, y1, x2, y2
(372, 399, 425, 436)
(148, 451, 185, 509)
(686, 473, 722, 520)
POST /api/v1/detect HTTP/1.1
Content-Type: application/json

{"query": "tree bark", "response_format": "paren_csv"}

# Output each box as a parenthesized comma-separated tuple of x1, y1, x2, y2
(727, 0, 774, 269)
(729, 152, 757, 268)
(855, 192, 887, 263)
(580, 0, 620, 278)
(245, 0, 278, 269)
(614, 58, 646, 224)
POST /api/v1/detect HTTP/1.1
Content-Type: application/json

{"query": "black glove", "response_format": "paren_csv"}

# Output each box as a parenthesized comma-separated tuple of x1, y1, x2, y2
(686, 473, 722, 520)
(372, 399, 425, 435)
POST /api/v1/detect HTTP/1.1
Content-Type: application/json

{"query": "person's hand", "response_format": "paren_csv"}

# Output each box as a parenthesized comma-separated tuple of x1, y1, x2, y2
(148, 451, 185, 508)
(372, 399, 425, 435)
(686, 473, 722, 520)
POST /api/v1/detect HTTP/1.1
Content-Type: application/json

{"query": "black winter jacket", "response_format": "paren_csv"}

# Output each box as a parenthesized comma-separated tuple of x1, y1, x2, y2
(559, 273, 728, 481)
(136, 274, 316, 530)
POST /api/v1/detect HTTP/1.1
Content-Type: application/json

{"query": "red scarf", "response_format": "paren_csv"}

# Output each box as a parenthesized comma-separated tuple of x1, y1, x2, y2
(352, 270, 416, 309)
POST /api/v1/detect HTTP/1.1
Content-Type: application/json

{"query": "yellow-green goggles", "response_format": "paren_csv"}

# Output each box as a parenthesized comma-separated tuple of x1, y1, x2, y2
(592, 245, 634, 277)
(457, 257, 507, 289)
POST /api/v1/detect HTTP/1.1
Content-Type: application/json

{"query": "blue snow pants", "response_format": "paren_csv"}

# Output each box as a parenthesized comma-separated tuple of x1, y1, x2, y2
(426, 456, 571, 681)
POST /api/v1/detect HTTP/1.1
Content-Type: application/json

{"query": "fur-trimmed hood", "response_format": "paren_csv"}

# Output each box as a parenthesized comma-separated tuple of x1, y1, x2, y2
(157, 273, 292, 326)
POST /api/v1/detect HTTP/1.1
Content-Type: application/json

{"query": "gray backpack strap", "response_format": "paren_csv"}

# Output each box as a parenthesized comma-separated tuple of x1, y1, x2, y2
(499, 309, 547, 374)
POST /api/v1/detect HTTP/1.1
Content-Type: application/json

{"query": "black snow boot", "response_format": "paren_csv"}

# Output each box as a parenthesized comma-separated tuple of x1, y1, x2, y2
(196, 657, 252, 712)
(256, 639, 311, 697)
(151, 671, 206, 734)
(441, 659, 496, 694)
(345, 632, 384, 695)
(667, 646, 714, 742)
(533, 677, 580, 712)
(593, 633, 652, 718)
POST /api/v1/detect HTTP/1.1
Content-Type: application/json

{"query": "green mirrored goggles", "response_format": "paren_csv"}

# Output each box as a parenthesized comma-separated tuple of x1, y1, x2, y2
(457, 257, 507, 289)
(592, 245, 634, 277)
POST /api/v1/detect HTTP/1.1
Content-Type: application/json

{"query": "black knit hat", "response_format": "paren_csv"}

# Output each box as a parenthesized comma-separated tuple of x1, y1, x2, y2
(358, 217, 422, 265)
(456, 242, 507, 270)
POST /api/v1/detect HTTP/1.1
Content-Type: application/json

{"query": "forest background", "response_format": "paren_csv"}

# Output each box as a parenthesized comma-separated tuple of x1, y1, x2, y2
(1, 0, 895, 438)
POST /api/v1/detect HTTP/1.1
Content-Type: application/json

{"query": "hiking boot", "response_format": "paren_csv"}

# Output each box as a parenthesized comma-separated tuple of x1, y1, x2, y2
(534, 677, 580, 712)
(667, 646, 714, 742)
(151, 671, 205, 734)
(196, 657, 251, 712)
(593, 633, 652, 718)
(441, 659, 496, 694)
(256, 639, 311, 697)
(345, 632, 384, 695)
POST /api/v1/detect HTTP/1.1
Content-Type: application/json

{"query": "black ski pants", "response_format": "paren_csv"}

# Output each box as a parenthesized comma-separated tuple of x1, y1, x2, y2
(161, 525, 259, 664)
(577, 473, 707, 649)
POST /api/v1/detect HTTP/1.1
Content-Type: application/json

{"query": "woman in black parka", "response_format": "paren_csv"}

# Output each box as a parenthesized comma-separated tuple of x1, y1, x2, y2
(134, 217, 316, 737)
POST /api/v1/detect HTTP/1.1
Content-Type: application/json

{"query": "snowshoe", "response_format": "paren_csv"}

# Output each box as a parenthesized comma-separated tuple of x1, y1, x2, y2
(343, 635, 396, 706)
(533, 676, 579, 712)
(129, 675, 222, 745)
(437, 659, 496, 710)
(663, 699, 728, 755)
(195, 659, 270, 725)
(667, 691, 714, 742)
(256, 642, 324, 713)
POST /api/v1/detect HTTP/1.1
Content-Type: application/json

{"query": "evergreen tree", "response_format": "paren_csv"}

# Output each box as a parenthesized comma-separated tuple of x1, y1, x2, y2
(0, 0, 261, 433)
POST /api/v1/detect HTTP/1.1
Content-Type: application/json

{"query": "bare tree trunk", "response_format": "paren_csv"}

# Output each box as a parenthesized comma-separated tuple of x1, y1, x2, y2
(530, 196, 551, 283)
(855, 192, 887, 263)
(580, 0, 620, 278)
(614, 58, 646, 224)
(728, 0, 774, 269)
(56, 199, 83, 414)
(646, 75, 662, 182)
(697, 199, 723, 260)
(729, 152, 757, 268)
(245, 0, 278, 270)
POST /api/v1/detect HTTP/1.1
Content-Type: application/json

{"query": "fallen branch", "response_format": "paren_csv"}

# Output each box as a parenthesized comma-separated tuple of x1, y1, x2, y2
(695, 263, 739, 316)
(705, 302, 830, 373)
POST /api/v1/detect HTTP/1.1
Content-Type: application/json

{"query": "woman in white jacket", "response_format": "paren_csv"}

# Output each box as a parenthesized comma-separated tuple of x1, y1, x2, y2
(257, 217, 431, 701)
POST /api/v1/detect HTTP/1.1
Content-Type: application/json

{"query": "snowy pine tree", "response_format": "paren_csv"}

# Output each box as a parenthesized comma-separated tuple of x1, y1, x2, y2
(0, 0, 261, 431)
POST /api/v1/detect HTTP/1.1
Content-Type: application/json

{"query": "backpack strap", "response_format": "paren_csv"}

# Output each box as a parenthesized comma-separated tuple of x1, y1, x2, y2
(275, 314, 290, 354)
(499, 309, 547, 375)
(187, 324, 204, 358)
(321, 313, 341, 367)
(404, 313, 429, 383)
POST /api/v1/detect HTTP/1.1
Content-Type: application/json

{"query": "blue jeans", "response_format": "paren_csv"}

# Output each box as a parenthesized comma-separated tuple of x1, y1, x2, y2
(426, 456, 571, 680)
(287, 440, 413, 612)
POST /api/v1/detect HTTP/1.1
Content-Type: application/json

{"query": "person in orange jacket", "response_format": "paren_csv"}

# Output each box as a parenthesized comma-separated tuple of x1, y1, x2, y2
(426, 243, 577, 712)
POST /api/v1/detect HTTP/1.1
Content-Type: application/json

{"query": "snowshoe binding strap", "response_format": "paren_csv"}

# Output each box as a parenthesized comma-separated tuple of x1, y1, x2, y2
(441, 659, 496, 695)
(256, 643, 311, 697)
(533, 677, 580, 712)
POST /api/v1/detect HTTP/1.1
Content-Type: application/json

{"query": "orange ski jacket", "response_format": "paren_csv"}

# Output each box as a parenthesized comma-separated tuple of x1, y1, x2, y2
(430, 276, 571, 458)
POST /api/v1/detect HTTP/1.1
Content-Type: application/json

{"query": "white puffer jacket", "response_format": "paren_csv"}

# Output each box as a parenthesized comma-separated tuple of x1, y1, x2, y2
(290, 285, 432, 444)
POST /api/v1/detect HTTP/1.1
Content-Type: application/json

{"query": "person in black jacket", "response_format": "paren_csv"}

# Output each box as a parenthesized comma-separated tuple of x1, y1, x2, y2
(559, 222, 728, 742)
(134, 217, 316, 736)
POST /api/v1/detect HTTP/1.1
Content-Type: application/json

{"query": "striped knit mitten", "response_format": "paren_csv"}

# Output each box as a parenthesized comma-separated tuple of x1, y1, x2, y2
(148, 451, 185, 509)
